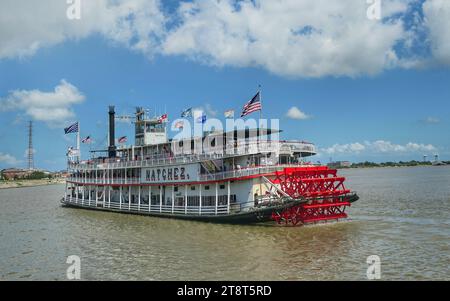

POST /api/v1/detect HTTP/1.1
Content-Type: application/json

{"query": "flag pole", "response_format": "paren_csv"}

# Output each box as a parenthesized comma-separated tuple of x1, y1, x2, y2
(77, 122, 80, 161)
(259, 84, 262, 120)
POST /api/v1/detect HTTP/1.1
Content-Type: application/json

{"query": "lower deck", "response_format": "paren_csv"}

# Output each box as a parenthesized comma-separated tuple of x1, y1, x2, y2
(63, 178, 276, 218)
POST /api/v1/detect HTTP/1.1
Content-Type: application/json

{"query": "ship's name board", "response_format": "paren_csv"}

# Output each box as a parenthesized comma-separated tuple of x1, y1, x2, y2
(141, 165, 198, 183)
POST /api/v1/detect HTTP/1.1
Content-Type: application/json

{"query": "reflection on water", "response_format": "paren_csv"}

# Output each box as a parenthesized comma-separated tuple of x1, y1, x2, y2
(0, 166, 449, 280)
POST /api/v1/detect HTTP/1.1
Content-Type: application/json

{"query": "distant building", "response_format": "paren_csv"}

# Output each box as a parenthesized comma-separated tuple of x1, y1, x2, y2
(327, 161, 352, 168)
(1, 168, 33, 180)
(53, 170, 70, 178)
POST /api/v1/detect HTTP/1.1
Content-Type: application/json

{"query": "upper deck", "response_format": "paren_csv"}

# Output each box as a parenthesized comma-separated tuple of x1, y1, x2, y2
(68, 140, 316, 171)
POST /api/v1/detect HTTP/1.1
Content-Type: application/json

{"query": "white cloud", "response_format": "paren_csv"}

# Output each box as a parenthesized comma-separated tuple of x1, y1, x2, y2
(1, 0, 450, 77)
(204, 103, 218, 117)
(423, 0, 450, 65)
(322, 143, 366, 154)
(0, 0, 165, 59)
(422, 116, 440, 124)
(191, 104, 218, 118)
(163, 0, 409, 77)
(0, 79, 85, 125)
(286, 106, 310, 120)
(322, 140, 436, 154)
(0, 152, 22, 166)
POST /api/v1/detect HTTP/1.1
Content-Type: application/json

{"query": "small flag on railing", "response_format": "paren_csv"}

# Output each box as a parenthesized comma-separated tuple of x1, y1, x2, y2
(224, 109, 234, 118)
(118, 136, 127, 144)
(81, 136, 92, 144)
(158, 114, 168, 123)
(181, 108, 192, 118)
(64, 122, 79, 134)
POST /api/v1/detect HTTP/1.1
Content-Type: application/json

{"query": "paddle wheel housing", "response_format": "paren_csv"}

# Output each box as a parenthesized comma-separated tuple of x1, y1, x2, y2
(270, 166, 355, 226)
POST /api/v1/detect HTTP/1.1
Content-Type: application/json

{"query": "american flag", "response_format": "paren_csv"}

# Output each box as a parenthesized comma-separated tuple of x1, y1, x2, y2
(81, 136, 92, 144)
(118, 136, 127, 144)
(240, 92, 262, 117)
(64, 122, 78, 134)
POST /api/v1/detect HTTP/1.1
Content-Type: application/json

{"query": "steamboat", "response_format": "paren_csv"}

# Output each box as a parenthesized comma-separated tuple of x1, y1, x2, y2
(62, 105, 358, 226)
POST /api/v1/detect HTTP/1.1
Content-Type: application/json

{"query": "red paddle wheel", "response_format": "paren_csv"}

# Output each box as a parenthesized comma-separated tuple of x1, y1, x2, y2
(270, 166, 355, 226)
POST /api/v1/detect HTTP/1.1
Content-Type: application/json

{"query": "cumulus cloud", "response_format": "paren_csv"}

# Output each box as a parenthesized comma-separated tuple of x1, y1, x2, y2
(286, 106, 310, 120)
(204, 104, 218, 117)
(0, 80, 85, 125)
(0, 152, 22, 166)
(322, 140, 436, 154)
(322, 143, 366, 154)
(163, 0, 410, 77)
(0, 0, 165, 59)
(0, 0, 449, 77)
(423, 0, 450, 65)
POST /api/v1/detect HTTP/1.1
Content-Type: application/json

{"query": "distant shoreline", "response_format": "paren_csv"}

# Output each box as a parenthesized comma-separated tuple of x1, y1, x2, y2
(0, 178, 66, 190)
(336, 164, 449, 170)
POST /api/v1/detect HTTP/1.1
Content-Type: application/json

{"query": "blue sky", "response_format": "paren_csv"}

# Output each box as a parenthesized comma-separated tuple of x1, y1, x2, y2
(0, 0, 449, 171)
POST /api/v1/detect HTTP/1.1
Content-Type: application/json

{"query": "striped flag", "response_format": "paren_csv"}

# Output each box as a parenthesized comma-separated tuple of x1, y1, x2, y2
(64, 122, 78, 134)
(81, 136, 92, 144)
(118, 136, 127, 144)
(240, 92, 262, 117)
(158, 114, 168, 123)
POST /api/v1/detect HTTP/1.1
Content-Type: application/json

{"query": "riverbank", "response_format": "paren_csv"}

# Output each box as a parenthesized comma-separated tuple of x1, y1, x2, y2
(0, 178, 65, 189)
(336, 161, 449, 169)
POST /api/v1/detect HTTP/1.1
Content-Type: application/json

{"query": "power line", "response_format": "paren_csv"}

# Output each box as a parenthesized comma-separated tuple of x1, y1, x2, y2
(28, 121, 34, 170)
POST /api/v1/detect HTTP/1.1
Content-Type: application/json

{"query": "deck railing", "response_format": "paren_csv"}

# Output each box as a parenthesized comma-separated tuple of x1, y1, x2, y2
(68, 141, 315, 171)
(63, 196, 231, 216)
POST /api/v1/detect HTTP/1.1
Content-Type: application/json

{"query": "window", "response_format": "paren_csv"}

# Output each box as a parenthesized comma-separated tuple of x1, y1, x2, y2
(220, 184, 225, 190)
(191, 186, 196, 191)
(174, 186, 178, 192)
(205, 185, 210, 190)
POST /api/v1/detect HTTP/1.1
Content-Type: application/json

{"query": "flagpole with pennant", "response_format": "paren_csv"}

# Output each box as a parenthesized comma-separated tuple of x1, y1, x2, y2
(181, 108, 193, 138)
(64, 121, 80, 162)
(77, 122, 80, 161)
(259, 84, 262, 120)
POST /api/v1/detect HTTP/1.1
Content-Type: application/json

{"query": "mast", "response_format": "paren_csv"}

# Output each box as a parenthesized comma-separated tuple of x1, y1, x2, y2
(28, 121, 34, 170)
(259, 84, 262, 121)
(77, 122, 80, 161)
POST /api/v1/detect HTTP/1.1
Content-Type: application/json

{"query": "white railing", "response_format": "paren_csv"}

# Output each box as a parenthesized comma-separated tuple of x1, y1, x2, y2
(63, 196, 229, 216)
(68, 141, 315, 171)
(66, 177, 142, 185)
(198, 165, 287, 181)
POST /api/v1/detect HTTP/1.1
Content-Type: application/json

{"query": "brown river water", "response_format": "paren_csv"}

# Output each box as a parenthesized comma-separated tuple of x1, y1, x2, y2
(0, 166, 449, 280)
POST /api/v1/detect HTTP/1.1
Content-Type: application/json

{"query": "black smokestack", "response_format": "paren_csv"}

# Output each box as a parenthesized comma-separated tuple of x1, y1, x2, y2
(108, 106, 116, 158)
